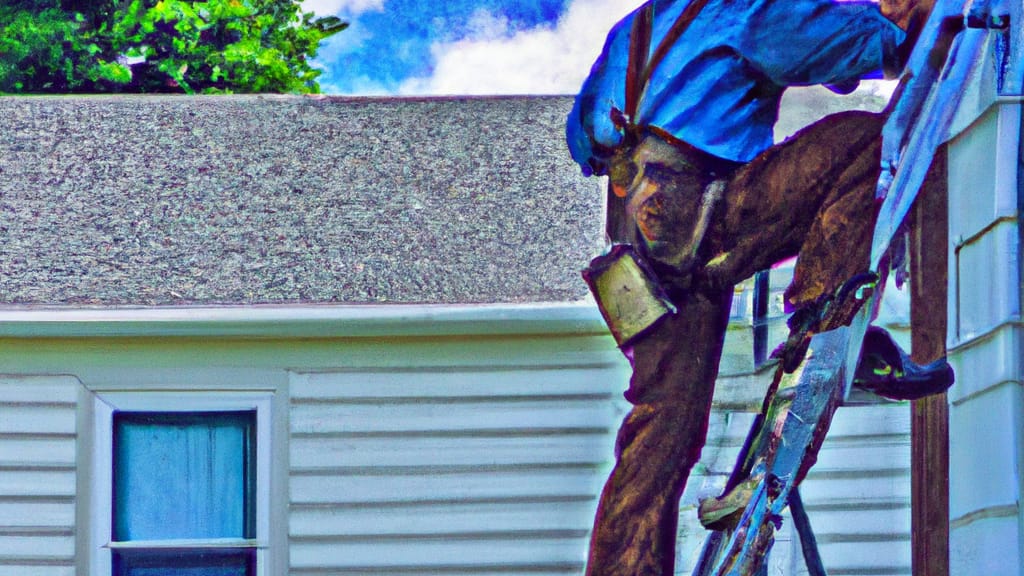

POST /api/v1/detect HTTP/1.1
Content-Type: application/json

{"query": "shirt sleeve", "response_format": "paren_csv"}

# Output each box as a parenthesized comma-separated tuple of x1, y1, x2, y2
(740, 0, 906, 86)
(566, 9, 635, 176)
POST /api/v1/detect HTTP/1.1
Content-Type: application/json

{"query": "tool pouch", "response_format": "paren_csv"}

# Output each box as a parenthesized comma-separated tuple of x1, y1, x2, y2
(582, 244, 677, 348)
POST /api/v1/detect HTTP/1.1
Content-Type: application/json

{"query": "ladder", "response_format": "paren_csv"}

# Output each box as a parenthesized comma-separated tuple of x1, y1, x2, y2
(691, 1, 1011, 573)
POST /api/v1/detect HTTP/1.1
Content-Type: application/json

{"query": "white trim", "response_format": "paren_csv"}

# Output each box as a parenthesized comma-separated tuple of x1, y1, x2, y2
(0, 303, 607, 339)
(90, 397, 114, 576)
(107, 538, 263, 549)
(88, 391, 274, 576)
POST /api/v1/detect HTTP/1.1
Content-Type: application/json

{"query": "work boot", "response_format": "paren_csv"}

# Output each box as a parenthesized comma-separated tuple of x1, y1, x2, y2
(698, 475, 762, 531)
(853, 326, 954, 400)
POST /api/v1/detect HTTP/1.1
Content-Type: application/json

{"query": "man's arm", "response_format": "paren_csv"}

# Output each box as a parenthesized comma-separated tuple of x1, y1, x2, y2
(565, 8, 638, 176)
(739, 0, 907, 85)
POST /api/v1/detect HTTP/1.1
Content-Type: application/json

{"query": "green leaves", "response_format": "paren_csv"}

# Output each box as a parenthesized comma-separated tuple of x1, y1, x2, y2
(0, 0, 346, 94)
(96, 60, 133, 84)
(0, 7, 96, 92)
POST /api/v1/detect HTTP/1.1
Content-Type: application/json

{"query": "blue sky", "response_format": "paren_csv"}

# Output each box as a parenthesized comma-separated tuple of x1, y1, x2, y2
(302, 0, 641, 95)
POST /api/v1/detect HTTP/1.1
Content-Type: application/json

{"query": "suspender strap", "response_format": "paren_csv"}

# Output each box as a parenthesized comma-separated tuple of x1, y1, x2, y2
(625, 4, 654, 123)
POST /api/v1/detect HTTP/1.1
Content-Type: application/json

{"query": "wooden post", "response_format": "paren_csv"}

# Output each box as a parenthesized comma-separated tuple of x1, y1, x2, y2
(752, 270, 770, 366)
(909, 147, 949, 576)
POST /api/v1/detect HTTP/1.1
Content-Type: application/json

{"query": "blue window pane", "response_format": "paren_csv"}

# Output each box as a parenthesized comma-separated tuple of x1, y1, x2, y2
(113, 412, 255, 541)
(112, 548, 255, 576)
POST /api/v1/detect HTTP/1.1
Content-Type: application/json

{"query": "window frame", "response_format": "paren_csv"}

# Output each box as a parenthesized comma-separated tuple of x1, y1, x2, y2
(88, 391, 273, 576)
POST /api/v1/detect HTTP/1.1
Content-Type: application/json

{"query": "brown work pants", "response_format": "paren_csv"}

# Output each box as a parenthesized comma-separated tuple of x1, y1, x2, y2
(586, 110, 886, 575)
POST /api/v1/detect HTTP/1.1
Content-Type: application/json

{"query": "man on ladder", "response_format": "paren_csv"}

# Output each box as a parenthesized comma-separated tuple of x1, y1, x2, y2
(568, 1, 955, 574)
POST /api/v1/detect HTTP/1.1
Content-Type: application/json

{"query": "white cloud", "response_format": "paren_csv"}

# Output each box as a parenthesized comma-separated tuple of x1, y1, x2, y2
(463, 8, 516, 40)
(398, 0, 642, 96)
(300, 0, 384, 16)
(319, 74, 394, 96)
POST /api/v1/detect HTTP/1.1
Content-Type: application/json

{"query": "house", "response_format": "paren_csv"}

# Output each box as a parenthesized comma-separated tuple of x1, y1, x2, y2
(939, 10, 1024, 572)
(0, 79, 1012, 574)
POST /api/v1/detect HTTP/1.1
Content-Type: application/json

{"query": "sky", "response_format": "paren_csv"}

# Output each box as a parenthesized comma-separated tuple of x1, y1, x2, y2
(301, 0, 643, 96)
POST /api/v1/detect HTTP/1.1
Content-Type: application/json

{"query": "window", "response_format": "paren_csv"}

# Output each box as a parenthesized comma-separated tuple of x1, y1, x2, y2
(88, 393, 272, 576)
(112, 411, 256, 575)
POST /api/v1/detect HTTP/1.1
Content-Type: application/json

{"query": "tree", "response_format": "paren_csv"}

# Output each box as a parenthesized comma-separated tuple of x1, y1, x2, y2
(0, 0, 347, 94)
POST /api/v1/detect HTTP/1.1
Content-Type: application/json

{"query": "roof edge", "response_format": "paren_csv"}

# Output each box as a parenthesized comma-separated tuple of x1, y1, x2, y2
(0, 93, 576, 103)
(0, 302, 608, 339)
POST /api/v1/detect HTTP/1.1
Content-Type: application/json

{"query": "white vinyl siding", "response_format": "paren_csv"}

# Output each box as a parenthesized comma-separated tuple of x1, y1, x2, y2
(288, 364, 627, 575)
(946, 102, 1024, 575)
(0, 376, 81, 576)
(0, 304, 921, 575)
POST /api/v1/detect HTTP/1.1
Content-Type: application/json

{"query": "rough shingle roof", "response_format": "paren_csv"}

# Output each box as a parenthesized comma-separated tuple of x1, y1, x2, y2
(0, 95, 605, 305)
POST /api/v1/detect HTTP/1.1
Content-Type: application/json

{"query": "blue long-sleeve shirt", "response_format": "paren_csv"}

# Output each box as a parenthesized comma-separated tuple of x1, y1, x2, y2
(567, 0, 905, 175)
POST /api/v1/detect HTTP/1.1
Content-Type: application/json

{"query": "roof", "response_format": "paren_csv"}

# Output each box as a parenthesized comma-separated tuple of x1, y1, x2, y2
(0, 95, 605, 306)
